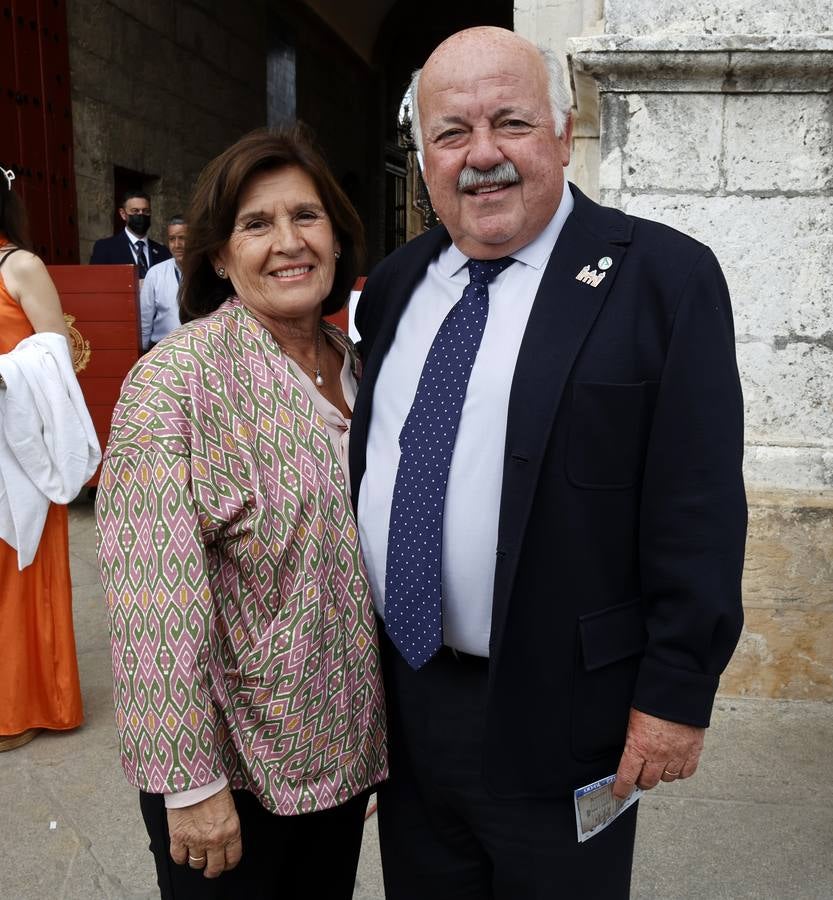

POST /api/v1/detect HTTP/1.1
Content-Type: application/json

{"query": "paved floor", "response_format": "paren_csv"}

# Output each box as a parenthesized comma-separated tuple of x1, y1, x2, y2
(1, 494, 831, 898)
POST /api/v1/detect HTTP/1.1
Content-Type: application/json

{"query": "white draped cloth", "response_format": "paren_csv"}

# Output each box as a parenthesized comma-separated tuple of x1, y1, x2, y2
(0, 332, 100, 568)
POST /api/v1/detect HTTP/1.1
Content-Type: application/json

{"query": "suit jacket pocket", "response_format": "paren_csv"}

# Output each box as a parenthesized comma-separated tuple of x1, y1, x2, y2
(566, 381, 658, 489)
(571, 598, 647, 761)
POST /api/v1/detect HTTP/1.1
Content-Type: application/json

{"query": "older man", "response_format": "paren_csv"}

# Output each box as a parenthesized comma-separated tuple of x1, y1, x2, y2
(139, 215, 186, 350)
(350, 26, 746, 899)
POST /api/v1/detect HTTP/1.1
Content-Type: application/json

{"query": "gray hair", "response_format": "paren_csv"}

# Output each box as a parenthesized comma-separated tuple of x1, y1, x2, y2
(168, 214, 186, 227)
(409, 45, 572, 154)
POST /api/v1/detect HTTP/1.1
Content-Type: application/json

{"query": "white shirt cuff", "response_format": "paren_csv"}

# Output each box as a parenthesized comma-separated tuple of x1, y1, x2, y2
(163, 775, 228, 809)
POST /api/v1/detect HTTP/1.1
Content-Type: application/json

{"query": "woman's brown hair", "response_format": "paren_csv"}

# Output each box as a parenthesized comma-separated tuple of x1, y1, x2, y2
(0, 168, 32, 251)
(180, 126, 365, 322)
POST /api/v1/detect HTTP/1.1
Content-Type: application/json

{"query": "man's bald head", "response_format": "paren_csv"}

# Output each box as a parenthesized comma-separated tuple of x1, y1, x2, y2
(410, 27, 571, 154)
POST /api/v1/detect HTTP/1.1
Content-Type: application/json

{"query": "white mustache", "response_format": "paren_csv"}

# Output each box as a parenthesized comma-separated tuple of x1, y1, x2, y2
(457, 162, 521, 192)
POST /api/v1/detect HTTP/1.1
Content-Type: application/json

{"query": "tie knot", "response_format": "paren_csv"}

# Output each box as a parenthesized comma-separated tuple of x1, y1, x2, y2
(467, 256, 514, 285)
(136, 240, 144, 249)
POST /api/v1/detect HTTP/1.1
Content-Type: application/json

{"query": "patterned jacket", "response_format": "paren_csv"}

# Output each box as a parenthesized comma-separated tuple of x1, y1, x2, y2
(96, 298, 387, 815)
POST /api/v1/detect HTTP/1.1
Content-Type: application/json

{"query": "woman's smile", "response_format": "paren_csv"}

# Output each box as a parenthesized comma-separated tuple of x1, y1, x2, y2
(270, 264, 314, 280)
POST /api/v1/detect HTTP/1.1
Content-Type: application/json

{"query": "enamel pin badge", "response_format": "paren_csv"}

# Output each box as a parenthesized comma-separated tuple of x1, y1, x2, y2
(575, 256, 613, 288)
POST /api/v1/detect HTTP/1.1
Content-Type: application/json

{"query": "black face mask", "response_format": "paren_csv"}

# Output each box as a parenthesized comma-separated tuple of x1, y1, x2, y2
(126, 213, 150, 236)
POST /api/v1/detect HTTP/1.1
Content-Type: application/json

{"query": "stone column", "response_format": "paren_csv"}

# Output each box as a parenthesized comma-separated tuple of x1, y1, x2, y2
(515, 0, 604, 199)
(568, 19, 833, 699)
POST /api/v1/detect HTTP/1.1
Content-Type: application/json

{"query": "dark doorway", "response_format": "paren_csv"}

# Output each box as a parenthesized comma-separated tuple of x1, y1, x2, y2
(112, 167, 160, 235)
(374, 0, 514, 253)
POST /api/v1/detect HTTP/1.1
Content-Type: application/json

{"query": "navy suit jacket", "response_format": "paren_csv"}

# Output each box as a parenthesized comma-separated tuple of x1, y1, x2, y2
(349, 184, 747, 798)
(89, 230, 171, 267)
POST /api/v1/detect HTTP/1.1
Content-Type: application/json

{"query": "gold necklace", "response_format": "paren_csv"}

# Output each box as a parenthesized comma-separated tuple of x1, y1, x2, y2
(284, 327, 324, 387)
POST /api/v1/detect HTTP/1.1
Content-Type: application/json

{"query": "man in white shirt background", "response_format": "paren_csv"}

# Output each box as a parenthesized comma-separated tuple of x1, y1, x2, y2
(139, 215, 186, 351)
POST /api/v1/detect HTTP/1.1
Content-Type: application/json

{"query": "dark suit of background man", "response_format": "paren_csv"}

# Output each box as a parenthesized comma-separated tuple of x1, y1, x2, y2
(349, 25, 747, 900)
(89, 190, 170, 275)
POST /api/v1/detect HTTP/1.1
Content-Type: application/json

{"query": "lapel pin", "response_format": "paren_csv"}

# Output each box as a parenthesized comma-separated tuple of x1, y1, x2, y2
(598, 256, 612, 270)
(576, 265, 605, 288)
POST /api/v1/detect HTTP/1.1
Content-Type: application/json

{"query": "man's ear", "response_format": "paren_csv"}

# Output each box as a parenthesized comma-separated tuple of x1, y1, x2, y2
(118, 207, 128, 223)
(420, 154, 433, 199)
(560, 113, 574, 167)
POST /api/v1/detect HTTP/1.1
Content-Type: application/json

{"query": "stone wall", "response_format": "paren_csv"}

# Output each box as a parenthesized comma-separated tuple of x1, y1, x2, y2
(568, 10, 833, 699)
(68, 0, 268, 259)
(725, 491, 833, 700)
(515, 0, 604, 199)
(603, 0, 832, 35)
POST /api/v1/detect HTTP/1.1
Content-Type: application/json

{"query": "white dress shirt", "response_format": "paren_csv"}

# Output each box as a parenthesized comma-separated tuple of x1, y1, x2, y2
(140, 257, 181, 350)
(358, 181, 574, 656)
(124, 226, 150, 268)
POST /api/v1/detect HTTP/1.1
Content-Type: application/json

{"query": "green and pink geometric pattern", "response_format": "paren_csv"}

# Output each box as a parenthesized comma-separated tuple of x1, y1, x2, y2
(96, 299, 387, 815)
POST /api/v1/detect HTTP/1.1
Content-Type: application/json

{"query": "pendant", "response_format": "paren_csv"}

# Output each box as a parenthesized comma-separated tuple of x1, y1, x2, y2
(315, 372, 325, 387)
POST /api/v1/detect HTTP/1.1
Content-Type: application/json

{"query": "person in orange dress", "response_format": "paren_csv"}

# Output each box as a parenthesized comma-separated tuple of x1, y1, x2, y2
(0, 166, 83, 751)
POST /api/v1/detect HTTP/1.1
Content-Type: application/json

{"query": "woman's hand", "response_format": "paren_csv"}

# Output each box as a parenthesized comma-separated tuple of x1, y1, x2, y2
(167, 786, 243, 878)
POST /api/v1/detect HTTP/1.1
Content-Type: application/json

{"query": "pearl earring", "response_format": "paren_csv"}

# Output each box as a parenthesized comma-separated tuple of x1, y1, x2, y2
(334, 250, 341, 260)
(216, 266, 226, 278)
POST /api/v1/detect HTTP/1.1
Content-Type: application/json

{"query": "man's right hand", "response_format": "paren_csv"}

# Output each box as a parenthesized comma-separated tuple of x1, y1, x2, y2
(167, 785, 242, 878)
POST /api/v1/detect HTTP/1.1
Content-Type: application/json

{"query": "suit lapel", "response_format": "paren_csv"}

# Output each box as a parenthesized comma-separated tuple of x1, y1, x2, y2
(118, 230, 132, 264)
(489, 188, 633, 662)
(350, 226, 450, 501)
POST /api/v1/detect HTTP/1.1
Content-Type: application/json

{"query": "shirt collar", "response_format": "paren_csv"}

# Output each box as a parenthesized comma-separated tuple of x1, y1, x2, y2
(439, 178, 574, 279)
(124, 227, 147, 245)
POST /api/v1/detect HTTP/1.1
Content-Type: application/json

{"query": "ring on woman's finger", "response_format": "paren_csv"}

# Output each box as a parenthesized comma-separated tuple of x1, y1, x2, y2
(188, 854, 206, 867)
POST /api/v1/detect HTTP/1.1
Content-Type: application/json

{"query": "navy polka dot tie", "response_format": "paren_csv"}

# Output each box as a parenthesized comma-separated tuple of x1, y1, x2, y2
(384, 257, 515, 669)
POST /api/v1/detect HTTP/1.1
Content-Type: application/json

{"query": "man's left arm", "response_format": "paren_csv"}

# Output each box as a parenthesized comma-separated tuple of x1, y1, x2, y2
(614, 246, 747, 799)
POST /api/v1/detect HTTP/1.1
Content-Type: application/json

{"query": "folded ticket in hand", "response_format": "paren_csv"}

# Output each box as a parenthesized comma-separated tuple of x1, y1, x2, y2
(574, 774, 643, 842)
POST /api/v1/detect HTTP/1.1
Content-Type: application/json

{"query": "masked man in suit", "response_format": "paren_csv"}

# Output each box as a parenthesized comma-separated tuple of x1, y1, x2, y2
(89, 190, 170, 277)
(350, 26, 746, 900)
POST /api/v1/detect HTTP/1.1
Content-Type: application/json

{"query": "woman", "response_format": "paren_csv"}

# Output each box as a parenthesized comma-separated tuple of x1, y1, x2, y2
(95, 129, 387, 898)
(0, 167, 84, 750)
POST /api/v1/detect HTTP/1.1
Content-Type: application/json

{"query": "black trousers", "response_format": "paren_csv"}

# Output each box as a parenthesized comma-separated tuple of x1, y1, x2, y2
(140, 786, 369, 899)
(377, 631, 637, 900)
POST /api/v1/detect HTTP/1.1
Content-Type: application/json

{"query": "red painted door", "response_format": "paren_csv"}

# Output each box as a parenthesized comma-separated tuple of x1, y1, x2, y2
(0, 1, 78, 263)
